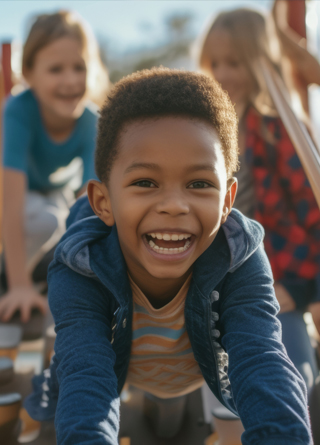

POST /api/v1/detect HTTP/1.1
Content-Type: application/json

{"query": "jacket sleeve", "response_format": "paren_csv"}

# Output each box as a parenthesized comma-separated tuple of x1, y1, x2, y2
(48, 260, 120, 445)
(220, 245, 312, 445)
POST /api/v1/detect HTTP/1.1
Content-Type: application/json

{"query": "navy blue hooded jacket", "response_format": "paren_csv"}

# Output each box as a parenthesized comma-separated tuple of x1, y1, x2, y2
(25, 196, 312, 445)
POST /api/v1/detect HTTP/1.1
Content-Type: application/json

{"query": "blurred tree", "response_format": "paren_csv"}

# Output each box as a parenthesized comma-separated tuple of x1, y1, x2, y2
(100, 12, 195, 83)
(165, 12, 193, 41)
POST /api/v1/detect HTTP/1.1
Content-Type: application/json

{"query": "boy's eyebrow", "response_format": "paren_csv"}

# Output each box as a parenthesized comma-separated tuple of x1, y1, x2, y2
(186, 163, 217, 173)
(124, 162, 219, 175)
(124, 162, 160, 174)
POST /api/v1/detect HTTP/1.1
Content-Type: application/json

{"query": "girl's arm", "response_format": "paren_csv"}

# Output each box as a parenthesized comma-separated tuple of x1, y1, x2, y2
(273, 0, 320, 87)
(0, 169, 47, 322)
(3, 169, 30, 287)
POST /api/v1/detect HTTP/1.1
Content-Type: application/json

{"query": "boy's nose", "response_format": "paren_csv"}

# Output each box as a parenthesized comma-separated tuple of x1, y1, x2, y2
(155, 191, 190, 216)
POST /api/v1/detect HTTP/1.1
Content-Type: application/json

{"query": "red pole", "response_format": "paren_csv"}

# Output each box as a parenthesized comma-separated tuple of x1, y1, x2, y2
(1, 42, 12, 97)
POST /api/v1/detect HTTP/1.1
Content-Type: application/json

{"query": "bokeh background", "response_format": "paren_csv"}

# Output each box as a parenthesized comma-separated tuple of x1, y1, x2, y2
(2, 0, 320, 134)
(0, 1, 274, 83)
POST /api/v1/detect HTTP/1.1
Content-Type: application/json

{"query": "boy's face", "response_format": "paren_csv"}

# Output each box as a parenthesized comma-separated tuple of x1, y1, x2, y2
(89, 117, 237, 286)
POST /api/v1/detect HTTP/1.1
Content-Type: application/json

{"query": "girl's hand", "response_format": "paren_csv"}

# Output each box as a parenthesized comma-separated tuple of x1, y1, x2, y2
(0, 287, 48, 323)
(274, 282, 296, 313)
(272, 0, 320, 86)
(308, 301, 320, 338)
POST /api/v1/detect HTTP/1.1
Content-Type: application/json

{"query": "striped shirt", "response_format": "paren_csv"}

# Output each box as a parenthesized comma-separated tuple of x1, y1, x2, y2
(126, 275, 204, 398)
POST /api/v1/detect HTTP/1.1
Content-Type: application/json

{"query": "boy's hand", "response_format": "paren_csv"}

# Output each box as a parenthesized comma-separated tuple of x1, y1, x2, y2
(308, 301, 320, 338)
(0, 287, 48, 323)
(274, 283, 296, 313)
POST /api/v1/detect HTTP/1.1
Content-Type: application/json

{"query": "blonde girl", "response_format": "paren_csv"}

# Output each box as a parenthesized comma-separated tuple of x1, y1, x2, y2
(0, 10, 109, 323)
(199, 6, 320, 439)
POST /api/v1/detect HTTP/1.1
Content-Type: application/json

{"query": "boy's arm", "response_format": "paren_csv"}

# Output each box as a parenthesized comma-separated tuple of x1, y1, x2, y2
(48, 261, 120, 445)
(220, 245, 312, 445)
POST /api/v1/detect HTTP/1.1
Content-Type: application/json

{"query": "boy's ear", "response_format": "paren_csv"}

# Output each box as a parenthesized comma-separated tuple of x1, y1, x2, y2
(221, 178, 238, 224)
(87, 180, 115, 226)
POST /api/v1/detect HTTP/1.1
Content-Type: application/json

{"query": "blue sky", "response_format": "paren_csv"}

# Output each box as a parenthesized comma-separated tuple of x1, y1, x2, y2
(0, 1, 272, 54)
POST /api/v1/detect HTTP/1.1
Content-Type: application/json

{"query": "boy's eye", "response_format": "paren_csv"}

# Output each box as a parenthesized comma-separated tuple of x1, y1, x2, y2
(132, 180, 156, 188)
(188, 181, 211, 189)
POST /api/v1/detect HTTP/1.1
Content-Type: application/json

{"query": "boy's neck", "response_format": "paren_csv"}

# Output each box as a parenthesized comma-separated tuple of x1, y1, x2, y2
(128, 268, 192, 309)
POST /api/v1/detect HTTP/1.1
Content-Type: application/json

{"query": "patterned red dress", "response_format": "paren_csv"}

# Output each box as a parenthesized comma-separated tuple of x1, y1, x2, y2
(244, 107, 320, 309)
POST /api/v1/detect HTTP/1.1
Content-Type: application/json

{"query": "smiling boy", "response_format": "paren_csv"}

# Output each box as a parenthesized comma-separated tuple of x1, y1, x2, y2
(91, 115, 236, 308)
(25, 68, 312, 444)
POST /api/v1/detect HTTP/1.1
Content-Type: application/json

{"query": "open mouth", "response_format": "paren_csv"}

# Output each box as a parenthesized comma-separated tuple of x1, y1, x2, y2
(144, 232, 192, 255)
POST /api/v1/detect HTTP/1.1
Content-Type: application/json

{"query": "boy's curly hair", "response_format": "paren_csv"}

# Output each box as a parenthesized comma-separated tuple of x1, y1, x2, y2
(96, 67, 239, 183)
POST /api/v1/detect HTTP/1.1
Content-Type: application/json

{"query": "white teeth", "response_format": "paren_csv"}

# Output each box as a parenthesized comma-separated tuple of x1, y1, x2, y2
(147, 233, 191, 241)
(147, 237, 192, 254)
(146, 232, 193, 255)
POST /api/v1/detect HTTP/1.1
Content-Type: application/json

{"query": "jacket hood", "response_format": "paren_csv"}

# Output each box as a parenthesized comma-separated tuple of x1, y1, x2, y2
(54, 196, 264, 290)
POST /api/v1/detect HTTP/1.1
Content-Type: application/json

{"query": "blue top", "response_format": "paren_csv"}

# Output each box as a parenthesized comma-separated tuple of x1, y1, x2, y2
(24, 197, 312, 445)
(2, 89, 98, 192)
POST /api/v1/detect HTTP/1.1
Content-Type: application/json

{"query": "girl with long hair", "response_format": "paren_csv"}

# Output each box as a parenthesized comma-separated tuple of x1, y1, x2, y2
(0, 10, 109, 323)
(199, 6, 320, 440)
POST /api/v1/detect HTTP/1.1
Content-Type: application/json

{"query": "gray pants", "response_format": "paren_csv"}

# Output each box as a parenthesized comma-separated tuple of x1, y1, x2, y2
(24, 188, 74, 273)
(143, 392, 187, 438)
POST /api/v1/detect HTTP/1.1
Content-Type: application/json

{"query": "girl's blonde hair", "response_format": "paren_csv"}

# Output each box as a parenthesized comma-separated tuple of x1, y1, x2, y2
(198, 8, 284, 116)
(22, 10, 109, 106)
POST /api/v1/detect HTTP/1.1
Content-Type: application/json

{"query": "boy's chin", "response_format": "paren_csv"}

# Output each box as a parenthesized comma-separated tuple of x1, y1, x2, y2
(146, 264, 191, 281)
